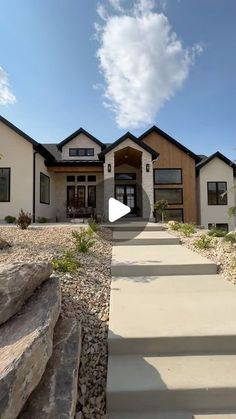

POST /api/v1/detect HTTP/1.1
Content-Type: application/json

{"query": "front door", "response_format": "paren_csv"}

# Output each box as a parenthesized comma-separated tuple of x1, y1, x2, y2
(115, 185, 136, 214)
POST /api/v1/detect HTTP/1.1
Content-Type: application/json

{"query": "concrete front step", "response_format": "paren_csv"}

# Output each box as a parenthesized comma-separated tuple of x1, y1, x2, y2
(107, 222, 164, 232)
(109, 275, 236, 355)
(107, 354, 236, 412)
(113, 230, 179, 245)
(112, 244, 217, 276)
(110, 412, 236, 419)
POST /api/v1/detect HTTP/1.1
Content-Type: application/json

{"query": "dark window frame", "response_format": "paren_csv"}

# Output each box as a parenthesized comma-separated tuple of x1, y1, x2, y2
(207, 181, 228, 205)
(87, 175, 97, 182)
(69, 148, 94, 157)
(77, 185, 86, 207)
(0, 167, 11, 202)
(163, 208, 184, 222)
(88, 185, 96, 208)
(154, 188, 183, 205)
(115, 173, 137, 181)
(77, 175, 86, 182)
(154, 168, 183, 185)
(208, 223, 229, 232)
(67, 175, 75, 182)
(40, 172, 50, 205)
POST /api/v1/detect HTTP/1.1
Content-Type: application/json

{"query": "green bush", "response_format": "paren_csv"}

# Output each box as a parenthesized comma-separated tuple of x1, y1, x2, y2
(194, 234, 212, 250)
(88, 217, 100, 232)
(16, 209, 32, 230)
(224, 232, 236, 244)
(72, 228, 95, 253)
(168, 221, 181, 231)
(4, 215, 16, 224)
(208, 228, 227, 238)
(52, 250, 80, 273)
(37, 216, 47, 223)
(179, 223, 196, 237)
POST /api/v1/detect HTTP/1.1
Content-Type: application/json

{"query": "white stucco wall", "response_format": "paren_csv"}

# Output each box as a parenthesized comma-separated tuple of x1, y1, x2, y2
(198, 157, 235, 230)
(35, 153, 57, 221)
(0, 121, 34, 219)
(61, 133, 102, 160)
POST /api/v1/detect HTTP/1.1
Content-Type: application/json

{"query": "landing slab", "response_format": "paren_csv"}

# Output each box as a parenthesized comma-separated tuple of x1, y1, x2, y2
(112, 244, 217, 276)
(113, 230, 179, 245)
(109, 275, 236, 354)
(110, 412, 236, 419)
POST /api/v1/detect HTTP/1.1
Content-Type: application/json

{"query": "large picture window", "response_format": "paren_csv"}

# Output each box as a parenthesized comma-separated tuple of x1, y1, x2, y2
(40, 173, 50, 204)
(154, 169, 182, 185)
(207, 182, 227, 205)
(154, 188, 183, 204)
(0, 168, 10, 202)
(164, 209, 183, 222)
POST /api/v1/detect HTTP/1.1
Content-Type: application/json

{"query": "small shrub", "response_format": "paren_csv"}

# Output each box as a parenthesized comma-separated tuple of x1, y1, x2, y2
(52, 250, 80, 273)
(168, 221, 180, 231)
(179, 223, 196, 237)
(88, 217, 100, 232)
(224, 232, 236, 244)
(37, 216, 47, 223)
(194, 234, 212, 250)
(16, 209, 32, 230)
(208, 228, 226, 238)
(4, 215, 16, 224)
(72, 228, 95, 253)
(154, 199, 168, 223)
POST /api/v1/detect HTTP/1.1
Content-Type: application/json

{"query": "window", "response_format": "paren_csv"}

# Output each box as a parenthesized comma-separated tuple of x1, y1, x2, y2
(40, 173, 50, 204)
(67, 176, 75, 182)
(154, 169, 182, 185)
(164, 209, 183, 222)
(0, 168, 10, 202)
(115, 173, 136, 180)
(88, 185, 96, 207)
(208, 223, 228, 232)
(77, 175, 86, 182)
(69, 148, 94, 157)
(154, 188, 183, 204)
(207, 182, 227, 205)
(88, 175, 96, 182)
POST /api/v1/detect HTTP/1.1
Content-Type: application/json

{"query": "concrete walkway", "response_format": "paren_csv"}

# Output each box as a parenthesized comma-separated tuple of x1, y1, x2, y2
(107, 225, 236, 418)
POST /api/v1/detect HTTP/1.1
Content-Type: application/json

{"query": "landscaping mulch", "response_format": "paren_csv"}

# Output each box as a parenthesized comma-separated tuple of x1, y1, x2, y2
(0, 226, 112, 419)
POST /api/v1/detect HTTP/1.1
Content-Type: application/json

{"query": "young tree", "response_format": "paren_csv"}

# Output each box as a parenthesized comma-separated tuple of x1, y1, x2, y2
(154, 199, 168, 223)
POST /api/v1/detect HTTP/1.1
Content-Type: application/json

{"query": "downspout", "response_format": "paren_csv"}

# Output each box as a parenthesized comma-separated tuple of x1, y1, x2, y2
(33, 150, 38, 223)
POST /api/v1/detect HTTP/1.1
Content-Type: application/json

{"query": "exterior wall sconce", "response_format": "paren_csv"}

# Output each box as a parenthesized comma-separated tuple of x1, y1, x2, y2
(146, 163, 150, 172)
(108, 163, 112, 172)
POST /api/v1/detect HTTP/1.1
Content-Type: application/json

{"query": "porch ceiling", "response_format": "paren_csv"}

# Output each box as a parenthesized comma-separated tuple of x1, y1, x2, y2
(115, 147, 142, 168)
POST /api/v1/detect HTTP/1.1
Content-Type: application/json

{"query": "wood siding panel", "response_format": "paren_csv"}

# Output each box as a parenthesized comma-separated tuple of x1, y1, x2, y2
(142, 132, 197, 223)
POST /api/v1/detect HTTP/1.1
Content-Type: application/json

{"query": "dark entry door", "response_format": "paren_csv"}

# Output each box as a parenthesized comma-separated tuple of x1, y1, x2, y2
(67, 186, 85, 210)
(115, 185, 136, 214)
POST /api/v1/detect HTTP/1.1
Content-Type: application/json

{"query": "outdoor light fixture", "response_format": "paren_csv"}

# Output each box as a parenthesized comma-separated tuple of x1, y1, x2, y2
(108, 164, 111, 172)
(146, 163, 150, 172)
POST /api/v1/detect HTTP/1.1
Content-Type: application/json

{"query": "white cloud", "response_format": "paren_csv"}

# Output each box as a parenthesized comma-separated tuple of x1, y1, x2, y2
(0, 67, 16, 105)
(108, 0, 124, 12)
(96, 0, 203, 129)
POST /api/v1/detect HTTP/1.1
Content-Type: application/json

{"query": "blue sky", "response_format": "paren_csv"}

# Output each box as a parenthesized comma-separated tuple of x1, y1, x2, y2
(0, 0, 235, 159)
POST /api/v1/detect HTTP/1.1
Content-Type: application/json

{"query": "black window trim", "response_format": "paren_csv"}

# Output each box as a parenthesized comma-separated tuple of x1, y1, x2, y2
(40, 172, 50, 205)
(88, 185, 96, 208)
(87, 175, 97, 182)
(207, 181, 228, 206)
(154, 187, 183, 205)
(69, 148, 94, 157)
(0, 167, 11, 202)
(154, 168, 183, 185)
(164, 208, 184, 222)
(115, 173, 137, 181)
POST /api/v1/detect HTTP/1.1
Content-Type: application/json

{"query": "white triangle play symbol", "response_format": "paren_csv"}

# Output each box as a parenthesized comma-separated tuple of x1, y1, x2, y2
(108, 198, 131, 222)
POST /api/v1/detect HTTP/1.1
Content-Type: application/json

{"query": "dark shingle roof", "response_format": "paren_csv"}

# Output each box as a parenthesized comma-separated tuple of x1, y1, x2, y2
(42, 144, 62, 161)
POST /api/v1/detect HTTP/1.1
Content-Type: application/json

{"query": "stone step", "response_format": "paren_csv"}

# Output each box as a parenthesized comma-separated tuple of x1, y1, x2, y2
(107, 222, 164, 232)
(0, 277, 61, 419)
(111, 244, 217, 276)
(107, 354, 236, 412)
(112, 230, 179, 245)
(108, 275, 236, 355)
(19, 318, 81, 419)
(109, 412, 236, 419)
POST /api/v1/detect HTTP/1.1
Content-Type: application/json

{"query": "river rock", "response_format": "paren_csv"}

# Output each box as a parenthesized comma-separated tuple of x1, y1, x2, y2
(19, 318, 81, 419)
(0, 262, 53, 325)
(0, 277, 61, 419)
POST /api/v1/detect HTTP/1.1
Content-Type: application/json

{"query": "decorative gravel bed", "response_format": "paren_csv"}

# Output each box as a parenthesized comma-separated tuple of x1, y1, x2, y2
(0, 226, 112, 419)
(168, 226, 236, 284)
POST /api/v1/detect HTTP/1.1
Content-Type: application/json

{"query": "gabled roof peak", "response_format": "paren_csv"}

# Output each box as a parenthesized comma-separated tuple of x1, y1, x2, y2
(196, 151, 235, 170)
(57, 127, 105, 151)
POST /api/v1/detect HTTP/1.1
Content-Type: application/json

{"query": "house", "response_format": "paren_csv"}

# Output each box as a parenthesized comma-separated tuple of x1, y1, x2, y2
(0, 115, 235, 230)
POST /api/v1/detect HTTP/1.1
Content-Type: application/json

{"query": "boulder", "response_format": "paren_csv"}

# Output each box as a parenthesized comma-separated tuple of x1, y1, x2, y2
(0, 277, 61, 419)
(0, 262, 52, 325)
(0, 238, 11, 250)
(19, 318, 81, 419)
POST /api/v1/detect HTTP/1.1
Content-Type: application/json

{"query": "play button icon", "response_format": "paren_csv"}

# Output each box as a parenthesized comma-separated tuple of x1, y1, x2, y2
(108, 198, 131, 222)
